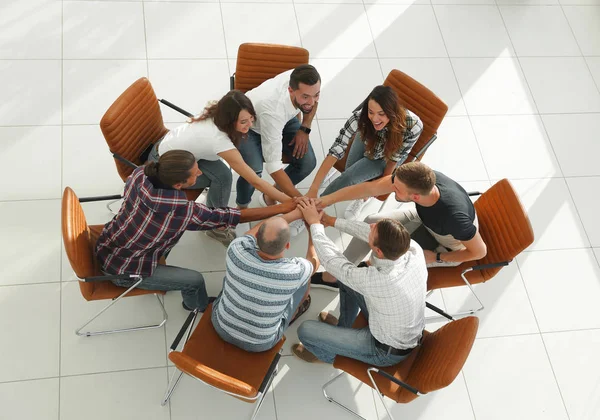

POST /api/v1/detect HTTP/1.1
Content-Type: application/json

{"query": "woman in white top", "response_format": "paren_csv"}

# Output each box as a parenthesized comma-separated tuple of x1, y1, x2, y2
(148, 90, 291, 245)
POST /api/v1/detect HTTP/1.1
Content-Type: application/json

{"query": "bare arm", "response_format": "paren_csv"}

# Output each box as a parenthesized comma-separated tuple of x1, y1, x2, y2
(219, 149, 290, 204)
(245, 207, 303, 237)
(271, 169, 303, 198)
(424, 231, 487, 264)
(238, 200, 296, 224)
(307, 155, 338, 197)
(382, 160, 397, 178)
(319, 176, 394, 207)
(305, 226, 320, 275)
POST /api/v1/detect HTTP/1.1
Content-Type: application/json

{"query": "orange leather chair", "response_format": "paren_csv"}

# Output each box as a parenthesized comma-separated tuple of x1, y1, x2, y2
(333, 69, 448, 204)
(100, 77, 202, 204)
(61, 186, 167, 337)
(323, 315, 479, 420)
(230, 43, 309, 93)
(427, 179, 534, 317)
(231, 43, 310, 165)
(162, 304, 284, 420)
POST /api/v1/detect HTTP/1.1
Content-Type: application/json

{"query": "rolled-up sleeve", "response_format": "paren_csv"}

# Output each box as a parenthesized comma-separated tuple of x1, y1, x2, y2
(259, 111, 287, 175)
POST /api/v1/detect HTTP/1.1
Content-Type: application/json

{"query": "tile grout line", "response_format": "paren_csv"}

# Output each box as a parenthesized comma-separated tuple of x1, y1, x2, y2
(217, 0, 231, 77)
(460, 371, 478, 420)
(558, 3, 600, 96)
(513, 256, 572, 420)
(429, 4, 492, 185)
(494, 5, 572, 416)
(59, 0, 64, 418)
(361, 0, 386, 81)
(141, 0, 150, 80)
(290, 0, 304, 49)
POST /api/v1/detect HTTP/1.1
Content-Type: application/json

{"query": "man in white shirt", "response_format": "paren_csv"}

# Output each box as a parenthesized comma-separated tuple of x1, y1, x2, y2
(292, 200, 427, 366)
(236, 65, 320, 209)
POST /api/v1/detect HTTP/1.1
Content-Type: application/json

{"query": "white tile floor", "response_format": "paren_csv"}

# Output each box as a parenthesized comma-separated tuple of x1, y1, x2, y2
(1, 0, 600, 419)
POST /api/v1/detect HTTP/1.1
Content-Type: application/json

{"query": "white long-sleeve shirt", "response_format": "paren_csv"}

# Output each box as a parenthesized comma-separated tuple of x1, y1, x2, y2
(246, 69, 300, 175)
(310, 219, 427, 349)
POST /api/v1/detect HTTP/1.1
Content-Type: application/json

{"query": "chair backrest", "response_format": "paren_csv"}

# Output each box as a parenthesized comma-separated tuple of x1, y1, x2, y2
(61, 187, 99, 300)
(100, 77, 169, 182)
(234, 43, 310, 93)
(333, 69, 448, 172)
(473, 179, 534, 280)
(395, 316, 479, 403)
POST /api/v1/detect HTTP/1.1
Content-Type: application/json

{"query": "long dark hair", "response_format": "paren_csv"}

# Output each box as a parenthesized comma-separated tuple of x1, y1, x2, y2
(357, 85, 407, 162)
(189, 90, 256, 147)
(144, 150, 195, 187)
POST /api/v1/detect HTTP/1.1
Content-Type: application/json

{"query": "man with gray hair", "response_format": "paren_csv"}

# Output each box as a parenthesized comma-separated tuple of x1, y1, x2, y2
(211, 203, 319, 352)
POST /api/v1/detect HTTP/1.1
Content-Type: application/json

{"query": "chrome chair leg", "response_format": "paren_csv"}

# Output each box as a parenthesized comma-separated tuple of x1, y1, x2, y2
(76, 289, 167, 337)
(161, 369, 184, 406)
(425, 269, 485, 323)
(106, 198, 122, 215)
(250, 365, 278, 420)
(322, 371, 367, 420)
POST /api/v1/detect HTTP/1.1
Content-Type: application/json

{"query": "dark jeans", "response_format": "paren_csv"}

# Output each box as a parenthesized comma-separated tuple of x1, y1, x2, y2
(113, 264, 209, 310)
(297, 281, 409, 366)
(235, 118, 317, 206)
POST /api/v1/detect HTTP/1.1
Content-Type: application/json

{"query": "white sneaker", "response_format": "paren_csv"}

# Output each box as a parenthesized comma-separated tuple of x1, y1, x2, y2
(344, 198, 371, 220)
(289, 219, 306, 237)
(257, 193, 268, 208)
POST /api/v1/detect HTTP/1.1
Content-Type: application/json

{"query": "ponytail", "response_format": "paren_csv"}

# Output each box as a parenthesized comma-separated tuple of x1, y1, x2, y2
(144, 150, 196, 187)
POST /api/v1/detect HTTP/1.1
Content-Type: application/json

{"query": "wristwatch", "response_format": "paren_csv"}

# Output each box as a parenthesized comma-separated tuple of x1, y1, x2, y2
(298, 126, 311, 134)
(436, 252, 443, 263)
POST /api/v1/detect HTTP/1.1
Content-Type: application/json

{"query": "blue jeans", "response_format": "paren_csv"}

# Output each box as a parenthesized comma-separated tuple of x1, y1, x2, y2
(235, 118, 317, 206)
(321, 133, 387, 197)
(148, 142, 232, 208)
(297, 282, 409, 366)
(113, 264, 209, 311)
(212, 280, 309, 352)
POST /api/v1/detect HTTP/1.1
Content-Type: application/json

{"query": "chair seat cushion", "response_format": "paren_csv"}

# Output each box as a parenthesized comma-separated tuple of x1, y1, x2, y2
(169, 305, 285, 399)
(333, 313, 426, 404)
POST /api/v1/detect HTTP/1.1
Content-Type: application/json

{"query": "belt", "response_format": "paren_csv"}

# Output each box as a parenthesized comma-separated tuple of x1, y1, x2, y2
(374, 338, 415, 356)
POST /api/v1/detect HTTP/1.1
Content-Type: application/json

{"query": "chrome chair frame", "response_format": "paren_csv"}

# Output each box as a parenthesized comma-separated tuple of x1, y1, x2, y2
(161, 309, 282, 420)
(75, 273, 168, 337)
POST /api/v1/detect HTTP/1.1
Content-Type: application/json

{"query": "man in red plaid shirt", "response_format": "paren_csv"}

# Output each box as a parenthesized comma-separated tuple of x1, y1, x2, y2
(96, 150, 294, 311)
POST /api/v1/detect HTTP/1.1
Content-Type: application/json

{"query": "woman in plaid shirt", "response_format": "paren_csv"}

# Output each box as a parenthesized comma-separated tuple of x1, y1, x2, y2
(307, 85, 423, 220)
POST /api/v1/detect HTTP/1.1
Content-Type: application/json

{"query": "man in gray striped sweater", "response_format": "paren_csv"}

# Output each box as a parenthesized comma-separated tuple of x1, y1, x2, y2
(211, 204, 319, 352)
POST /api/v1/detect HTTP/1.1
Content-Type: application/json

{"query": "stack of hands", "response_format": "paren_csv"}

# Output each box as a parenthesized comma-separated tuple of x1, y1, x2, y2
(289, 197, 336, 229)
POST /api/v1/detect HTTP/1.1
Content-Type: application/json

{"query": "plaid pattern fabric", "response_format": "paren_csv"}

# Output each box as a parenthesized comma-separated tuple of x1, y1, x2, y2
(328, 108, 423, 163)
(310, 220, 427, 349)
(95, 167, 240, 277)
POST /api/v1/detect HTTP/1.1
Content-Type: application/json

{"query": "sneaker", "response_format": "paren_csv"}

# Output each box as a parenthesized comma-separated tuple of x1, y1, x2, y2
(257, 193, 268, 208)
(204, 227, 237, 247)
(310, 272, 339, 291)
(344, 198, 371, 221)
(289, 219, 306, 237)
(291, 343, 323, 364)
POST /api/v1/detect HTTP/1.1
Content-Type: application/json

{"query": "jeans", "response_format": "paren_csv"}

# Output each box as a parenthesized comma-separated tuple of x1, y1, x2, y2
(321, 133, 387, 197)
(148, 142, 232, 208)
(212, 280, 309, 352)
(343, 205, 463, 268)
(235, 118, 317, 206)
(113, 264, 209, 310)
(297, 282, 409, 366)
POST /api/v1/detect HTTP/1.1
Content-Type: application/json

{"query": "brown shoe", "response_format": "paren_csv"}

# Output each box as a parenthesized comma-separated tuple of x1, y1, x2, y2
(319, 311, 338, 326)
(291, 343, 323, 364)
